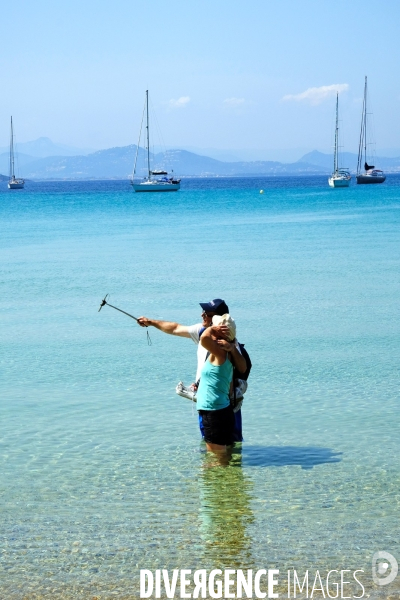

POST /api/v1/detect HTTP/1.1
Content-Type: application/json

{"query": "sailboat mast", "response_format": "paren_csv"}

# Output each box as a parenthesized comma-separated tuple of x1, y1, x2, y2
(363, 76, 367, 166)
(357, 77, 367, 175)
(9, 116, 15, 179)
(146, 90, 151, 179)
(334, 93, 338, 174)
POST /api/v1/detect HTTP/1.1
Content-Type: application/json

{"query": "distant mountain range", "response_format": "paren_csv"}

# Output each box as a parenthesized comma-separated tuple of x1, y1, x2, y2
(300, 150, 400, 173)
(0, 137, 94, 158)
(0, 142, 399, 180)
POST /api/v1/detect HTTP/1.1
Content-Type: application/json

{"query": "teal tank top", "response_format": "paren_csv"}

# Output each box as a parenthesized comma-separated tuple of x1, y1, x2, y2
(196, 355, 233, 411)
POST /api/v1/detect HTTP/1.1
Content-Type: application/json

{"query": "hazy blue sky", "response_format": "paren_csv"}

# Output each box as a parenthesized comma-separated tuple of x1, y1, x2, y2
(2, 0, 400, 159)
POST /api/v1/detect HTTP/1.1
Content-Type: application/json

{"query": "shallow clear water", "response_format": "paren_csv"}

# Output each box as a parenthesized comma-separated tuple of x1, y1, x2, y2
(1, 176, 400, 598)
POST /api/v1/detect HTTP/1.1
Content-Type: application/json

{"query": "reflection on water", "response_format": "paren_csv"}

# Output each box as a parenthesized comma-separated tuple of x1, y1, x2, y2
(198, 449, 254, 568)
(197, 442, 342, 569)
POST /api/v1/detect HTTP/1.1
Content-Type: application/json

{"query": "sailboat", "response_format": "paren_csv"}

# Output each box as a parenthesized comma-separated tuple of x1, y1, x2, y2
(356, 76, 385, 184)
(130, 91, 180, 192)
(328, 93, 351, 188)
(8, 117, 25, 190)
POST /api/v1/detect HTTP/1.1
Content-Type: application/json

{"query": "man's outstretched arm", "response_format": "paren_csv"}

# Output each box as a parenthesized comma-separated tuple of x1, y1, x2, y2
(137, 317, 190, 338)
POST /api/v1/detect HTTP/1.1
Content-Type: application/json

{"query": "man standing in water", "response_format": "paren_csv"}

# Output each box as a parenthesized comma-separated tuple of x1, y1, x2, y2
(137, 299, 246, 441)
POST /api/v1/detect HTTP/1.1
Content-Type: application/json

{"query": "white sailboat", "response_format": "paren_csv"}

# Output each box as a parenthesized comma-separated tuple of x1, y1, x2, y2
(356, 76, 385, 184)
(328, 93, 351, 188)
(131, 91, 180, 192)
(8, 117, 25, 190)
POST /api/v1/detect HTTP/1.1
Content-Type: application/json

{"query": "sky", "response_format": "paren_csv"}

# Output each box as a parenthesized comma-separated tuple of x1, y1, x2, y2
(1, 0, 400, 161)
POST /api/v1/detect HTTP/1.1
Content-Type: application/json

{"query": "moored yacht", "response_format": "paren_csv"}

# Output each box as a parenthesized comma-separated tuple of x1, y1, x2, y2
(356, 77, 385, 184)
(328, 93, 351, 188)
(130, 91, 180, 192)
(8, 117, 25, 190)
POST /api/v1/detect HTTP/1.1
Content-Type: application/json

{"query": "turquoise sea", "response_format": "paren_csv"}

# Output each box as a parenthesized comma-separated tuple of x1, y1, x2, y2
(1, 176, 400, 599)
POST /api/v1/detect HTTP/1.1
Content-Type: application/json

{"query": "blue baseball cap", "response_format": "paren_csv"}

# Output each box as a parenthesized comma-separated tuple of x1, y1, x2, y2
(199, 298, 229, 316)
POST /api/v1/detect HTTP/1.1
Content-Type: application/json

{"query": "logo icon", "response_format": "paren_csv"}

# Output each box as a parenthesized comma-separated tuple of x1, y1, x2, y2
(372, 551, 398, 586)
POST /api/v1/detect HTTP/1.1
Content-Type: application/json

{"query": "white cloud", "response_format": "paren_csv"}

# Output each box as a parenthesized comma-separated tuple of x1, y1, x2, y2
(223, 97, 245, 106)
(169, 96, 190, 108)
(282, 84, 349, 105)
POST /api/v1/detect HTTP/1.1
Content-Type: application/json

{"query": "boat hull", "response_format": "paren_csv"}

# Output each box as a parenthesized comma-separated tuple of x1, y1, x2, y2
(8, 180, 24, 189)
(328, 176, 351, 188)
(356, 174, 386, 184)
(131, 182, 180, 192)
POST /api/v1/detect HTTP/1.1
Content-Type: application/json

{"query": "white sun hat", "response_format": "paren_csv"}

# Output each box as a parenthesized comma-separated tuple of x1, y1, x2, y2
(212, 313, 236, 342)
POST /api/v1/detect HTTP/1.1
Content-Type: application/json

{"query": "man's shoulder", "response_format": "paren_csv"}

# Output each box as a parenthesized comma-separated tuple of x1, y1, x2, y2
(187, 323, 203, 343)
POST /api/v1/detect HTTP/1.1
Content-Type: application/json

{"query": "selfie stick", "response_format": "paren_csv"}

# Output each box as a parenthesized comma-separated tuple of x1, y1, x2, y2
(98, 294, 152, 344)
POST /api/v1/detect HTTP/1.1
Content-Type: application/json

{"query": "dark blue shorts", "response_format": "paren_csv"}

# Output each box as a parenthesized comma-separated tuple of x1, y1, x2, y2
(198, 405, 235, 446)
(199, 409, 243, 442)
